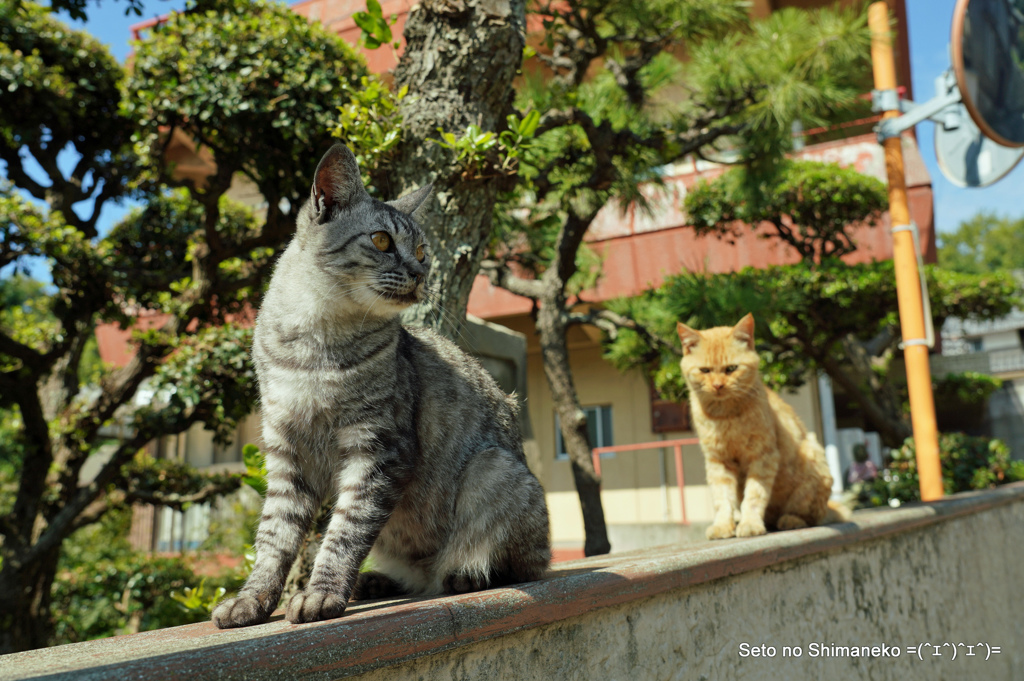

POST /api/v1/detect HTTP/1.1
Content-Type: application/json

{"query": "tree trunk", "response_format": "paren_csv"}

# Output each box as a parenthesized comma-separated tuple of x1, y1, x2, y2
(0, 546, 61, 654)
(392, 0, 525, 339)
(535, 296, 611, 556)
(820, 354, 912, 449)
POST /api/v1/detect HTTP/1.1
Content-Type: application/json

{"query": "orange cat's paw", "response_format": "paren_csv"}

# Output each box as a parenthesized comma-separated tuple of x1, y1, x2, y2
(777, 514, 808, 531)
(735, 520, 767, 537)
(706, 522, 736, 540)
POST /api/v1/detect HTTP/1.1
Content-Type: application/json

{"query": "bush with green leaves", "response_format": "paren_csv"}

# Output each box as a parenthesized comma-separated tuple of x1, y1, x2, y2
(933, 372, 1003, 406)
(860, 434, 1024, 508)
(51, 509, 243, 644)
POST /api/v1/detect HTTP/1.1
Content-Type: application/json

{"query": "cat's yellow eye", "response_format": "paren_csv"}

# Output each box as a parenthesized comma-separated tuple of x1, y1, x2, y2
(725, 365, 738, 374)
(699, 367, 712, 374)
(371, 232, 391, 252)
(416, 244, 426, 262)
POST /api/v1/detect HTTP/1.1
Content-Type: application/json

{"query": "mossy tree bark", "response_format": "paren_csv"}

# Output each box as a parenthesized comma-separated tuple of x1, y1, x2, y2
(392, 0, 526, 338)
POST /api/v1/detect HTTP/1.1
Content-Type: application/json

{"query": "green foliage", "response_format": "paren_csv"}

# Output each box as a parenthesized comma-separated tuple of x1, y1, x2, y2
(125, 0, 367, 205)
(684, 160, 889, 262)
(434, 111, 541, 179)
(352, 0, 400, 51)
(140, 323, 257, 444)
(241, 443, 267, 498)
(0, 406, 20, 513)
(924, 372, 1003, 433)
(938, 212, 1024, 275)
(2, 0, 375, 652)
(103, 190, 265, 321)
(51, 509, 240, 644)
(0, 271, 55, 362)
(170, 577, 226, 616)
(0, 2, 132, 166)
(685, 5, 872, 171)
(17, 0, 150, 22)
(491, 1, 873, 287)
(331, 75, 407, 194)
(934, 372, 1003, 407)
(120, 452, 240, 509)
(605, 262, 1020, 400)
(865, 434, 1024, 507)
(0, 188, 106, 347)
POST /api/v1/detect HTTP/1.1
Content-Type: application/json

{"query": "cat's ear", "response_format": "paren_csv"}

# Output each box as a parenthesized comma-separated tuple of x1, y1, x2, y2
(388, 184, 433, 222)
(311, 143, 367, 218)
(677, 322, 700, 355)
(732, 313, 755, 350)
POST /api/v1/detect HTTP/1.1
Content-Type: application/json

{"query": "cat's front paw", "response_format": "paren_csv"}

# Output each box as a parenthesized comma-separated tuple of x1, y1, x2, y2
(735, 519, 767, 537)
(286, 590, 348, 624)
(211, 593, 274, 629)
(706, 521, 736, 540)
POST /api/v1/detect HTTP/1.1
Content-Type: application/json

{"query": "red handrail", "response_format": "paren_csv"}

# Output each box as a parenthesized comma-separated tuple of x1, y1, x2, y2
(591, 437, 700, 525)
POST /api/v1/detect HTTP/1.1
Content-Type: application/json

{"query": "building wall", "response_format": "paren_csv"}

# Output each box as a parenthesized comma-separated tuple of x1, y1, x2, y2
(989, 379, 1024, 460)
(980, 330, 1022, 353)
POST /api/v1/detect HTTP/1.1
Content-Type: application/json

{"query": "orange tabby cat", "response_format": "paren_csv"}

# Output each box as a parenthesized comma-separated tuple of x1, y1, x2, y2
(677, 313, 845, 540)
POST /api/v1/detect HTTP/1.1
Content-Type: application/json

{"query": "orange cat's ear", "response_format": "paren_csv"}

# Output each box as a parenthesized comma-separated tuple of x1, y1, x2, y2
(733, 313, 755, 350)
(677, 322, 700, 355)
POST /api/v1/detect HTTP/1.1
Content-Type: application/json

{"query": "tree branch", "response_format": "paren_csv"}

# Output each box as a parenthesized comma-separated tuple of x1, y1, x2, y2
(0, 330, 46, 372)
(479, 258, 545, 300)
(25, 418, 175, 565)
(0, 146, 48, 200)
(4, 370, 56, 548)
(124, 477, 242, 512)
(568, 307, 681, 359)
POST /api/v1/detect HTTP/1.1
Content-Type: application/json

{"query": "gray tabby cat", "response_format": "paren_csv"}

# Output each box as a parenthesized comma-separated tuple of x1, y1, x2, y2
(212, 144, 550, 628)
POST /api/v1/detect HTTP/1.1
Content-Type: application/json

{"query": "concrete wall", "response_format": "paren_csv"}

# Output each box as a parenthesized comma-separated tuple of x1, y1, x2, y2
(359, 488, 1024, 681)
(6, 484, 1020, 681)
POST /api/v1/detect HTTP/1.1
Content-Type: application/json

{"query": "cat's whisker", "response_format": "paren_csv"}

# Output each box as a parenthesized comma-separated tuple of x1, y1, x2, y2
(360, 290, 387, 331)
(419, 290, 475, 350)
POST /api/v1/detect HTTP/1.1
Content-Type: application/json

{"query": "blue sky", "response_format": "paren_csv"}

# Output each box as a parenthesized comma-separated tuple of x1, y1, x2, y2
(13, 0, 1024, 266)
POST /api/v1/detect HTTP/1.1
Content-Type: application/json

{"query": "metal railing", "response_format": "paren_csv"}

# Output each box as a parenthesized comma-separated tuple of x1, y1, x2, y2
(591, 437, 700, 525)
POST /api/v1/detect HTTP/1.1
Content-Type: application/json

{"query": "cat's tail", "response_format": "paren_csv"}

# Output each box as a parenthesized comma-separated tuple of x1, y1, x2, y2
(824, 499, 852, 524)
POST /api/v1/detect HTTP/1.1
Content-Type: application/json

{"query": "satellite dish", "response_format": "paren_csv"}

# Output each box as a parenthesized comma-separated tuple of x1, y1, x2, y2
(935, 101, 1024, 186)
(951, 0, 1024, 147)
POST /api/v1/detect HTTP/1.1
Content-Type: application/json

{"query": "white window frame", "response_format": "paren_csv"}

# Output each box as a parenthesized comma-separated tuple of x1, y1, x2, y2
(555, 405, 613, 461)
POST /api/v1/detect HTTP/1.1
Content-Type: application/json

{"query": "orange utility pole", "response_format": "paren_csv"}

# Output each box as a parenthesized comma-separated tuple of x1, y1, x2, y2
(868, 2, 943, 501)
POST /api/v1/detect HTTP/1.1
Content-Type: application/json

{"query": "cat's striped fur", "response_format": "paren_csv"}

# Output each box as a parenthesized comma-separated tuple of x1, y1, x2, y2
(212, 144, 550, 628)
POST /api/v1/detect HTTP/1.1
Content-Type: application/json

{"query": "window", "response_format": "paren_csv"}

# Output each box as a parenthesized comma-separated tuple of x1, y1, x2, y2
(555, 405, 613, 461)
